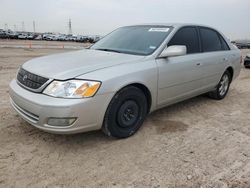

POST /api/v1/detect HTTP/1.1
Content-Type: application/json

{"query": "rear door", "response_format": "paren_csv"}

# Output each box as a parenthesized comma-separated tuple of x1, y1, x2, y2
(156, 26, 205, 106)
(198, 27, 231, 88)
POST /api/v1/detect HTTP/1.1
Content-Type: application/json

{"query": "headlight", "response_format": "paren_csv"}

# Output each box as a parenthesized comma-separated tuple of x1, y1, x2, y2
(43, 80, 101, 98)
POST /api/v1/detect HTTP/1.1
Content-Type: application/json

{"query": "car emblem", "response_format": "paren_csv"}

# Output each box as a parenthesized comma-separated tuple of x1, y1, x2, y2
(23, 75, 28, 81)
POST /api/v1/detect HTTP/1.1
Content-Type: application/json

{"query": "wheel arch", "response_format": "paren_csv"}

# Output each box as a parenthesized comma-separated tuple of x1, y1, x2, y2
(114, 83, 152, 114)
(225, 66, 234, 82)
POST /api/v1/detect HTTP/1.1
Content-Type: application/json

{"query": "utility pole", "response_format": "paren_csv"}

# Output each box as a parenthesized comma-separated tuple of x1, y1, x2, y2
(33, 21, 36, 33)
(4, 23, 8, 30)
(22, 21, 25, 32)
(68, 18, 72, 35)
(13, 24, 17, 32)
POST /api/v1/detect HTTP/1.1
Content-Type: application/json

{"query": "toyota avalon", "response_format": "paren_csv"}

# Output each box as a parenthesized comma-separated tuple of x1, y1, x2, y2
(9, 23, 241, 138)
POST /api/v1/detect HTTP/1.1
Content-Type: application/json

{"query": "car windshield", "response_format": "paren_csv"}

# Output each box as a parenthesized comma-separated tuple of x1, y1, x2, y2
(91, 26, 171, 56)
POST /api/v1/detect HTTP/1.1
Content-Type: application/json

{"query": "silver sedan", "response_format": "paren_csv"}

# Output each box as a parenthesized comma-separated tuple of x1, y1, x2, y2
(9, 23, 241, 138)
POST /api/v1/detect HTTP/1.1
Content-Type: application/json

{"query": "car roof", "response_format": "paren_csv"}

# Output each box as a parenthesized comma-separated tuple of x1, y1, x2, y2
(126, 23, 216, 29)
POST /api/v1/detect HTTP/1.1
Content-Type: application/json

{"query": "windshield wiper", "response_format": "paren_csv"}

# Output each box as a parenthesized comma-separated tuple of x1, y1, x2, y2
(95, 48, 121, 53)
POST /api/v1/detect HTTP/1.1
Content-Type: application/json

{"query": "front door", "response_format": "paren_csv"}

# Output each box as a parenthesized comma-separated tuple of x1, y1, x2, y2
(156, 26, 204, 106)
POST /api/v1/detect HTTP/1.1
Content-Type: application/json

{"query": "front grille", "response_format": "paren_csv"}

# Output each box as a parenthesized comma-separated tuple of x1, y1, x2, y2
(17, 68, 49, 90)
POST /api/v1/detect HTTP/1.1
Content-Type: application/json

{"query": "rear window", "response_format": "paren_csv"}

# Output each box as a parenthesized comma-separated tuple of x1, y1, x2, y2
(219, 35, 230, 51)
(200, 28, 228, 52)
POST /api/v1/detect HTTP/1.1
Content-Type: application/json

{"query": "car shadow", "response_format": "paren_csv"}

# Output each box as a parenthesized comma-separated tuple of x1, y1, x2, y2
(144, 94, 212, 133)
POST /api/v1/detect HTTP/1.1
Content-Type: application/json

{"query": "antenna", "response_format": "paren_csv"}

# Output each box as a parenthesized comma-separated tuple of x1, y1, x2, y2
(68, 18, 72, 35)
(33, 21, 36, 33)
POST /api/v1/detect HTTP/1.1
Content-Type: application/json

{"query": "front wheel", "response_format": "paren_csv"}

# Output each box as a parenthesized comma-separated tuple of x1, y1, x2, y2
(208, 70, 231, 100)
(102, 86, 148, 138)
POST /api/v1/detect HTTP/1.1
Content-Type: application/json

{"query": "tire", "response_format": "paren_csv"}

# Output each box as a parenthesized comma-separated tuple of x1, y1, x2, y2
(102, 86, 148, 138)
(208, 70, 231, 100)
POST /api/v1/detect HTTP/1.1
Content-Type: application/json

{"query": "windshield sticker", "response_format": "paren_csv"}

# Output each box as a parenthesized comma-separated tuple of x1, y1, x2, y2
(149, 46, 156, 49)
(148, 28, 169, 32)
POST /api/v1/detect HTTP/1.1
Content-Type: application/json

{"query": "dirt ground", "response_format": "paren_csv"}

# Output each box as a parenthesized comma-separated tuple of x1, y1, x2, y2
(0, 44, 250, 188)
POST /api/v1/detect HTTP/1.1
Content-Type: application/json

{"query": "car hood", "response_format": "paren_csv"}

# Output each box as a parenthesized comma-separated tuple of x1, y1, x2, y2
(22, 49, 144, 80)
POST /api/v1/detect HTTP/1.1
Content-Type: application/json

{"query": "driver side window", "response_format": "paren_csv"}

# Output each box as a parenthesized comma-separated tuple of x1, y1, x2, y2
(168, 27, 200, 54)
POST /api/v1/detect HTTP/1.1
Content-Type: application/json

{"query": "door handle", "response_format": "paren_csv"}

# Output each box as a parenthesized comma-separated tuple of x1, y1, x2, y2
(223, 57, 228, 62)
(196, 63, 201, 66)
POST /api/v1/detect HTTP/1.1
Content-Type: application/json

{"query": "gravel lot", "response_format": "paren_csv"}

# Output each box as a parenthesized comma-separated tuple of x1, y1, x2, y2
(0, 44, 250, 188)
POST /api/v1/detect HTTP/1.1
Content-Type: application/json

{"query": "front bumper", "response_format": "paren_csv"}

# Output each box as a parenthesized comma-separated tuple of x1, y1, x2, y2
(9, 79, 114, 134)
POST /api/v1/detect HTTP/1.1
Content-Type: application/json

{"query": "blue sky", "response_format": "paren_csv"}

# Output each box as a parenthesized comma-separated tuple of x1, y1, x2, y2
(0, 0, 249, 39)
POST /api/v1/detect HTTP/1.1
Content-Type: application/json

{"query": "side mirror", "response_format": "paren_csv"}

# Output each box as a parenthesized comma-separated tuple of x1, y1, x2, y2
(159, 45, 187, 58)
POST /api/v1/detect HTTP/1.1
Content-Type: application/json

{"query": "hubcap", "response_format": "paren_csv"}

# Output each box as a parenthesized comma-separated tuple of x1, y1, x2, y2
(117, 100, 139, 128)
(219, 74, 229, 96)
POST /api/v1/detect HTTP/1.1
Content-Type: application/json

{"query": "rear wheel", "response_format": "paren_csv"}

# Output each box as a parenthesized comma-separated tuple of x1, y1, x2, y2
(208, 70, 231, 100)
(102, 86, 148, 138)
